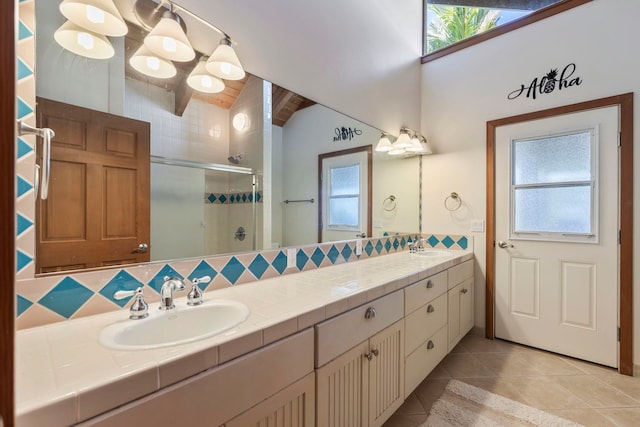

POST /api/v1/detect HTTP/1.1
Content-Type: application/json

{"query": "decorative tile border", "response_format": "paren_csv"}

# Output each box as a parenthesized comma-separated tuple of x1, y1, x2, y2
(205, 191, 263, 204)
(15, 234, 472, 329)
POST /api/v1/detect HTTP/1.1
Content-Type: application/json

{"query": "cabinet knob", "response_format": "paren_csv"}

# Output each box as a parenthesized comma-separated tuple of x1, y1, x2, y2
(426, 304, 435, 313)
(461, 288, 468, 294)
(364, 306, 377, 319)
(371, 348, 379, 357)
(426, 280, 434, 289)
(364, 352, 373, 361)
(427, 340, 435, 350)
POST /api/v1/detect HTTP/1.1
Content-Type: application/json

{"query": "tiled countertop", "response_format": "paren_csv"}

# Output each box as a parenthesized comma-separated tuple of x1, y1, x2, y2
(16, 250, 473, 426)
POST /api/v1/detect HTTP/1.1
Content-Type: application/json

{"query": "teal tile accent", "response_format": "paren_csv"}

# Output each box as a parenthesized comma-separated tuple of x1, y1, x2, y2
(99, 270, 144, 307)
(16, 213, 33, 236)
(427, 235, 440, 247)
(375, 240, 383, 254)
(400, 237, 407, 248)
(256, 192, 262, 202)
(16, 249, 32, 272)
(327, 245, 340, 264)
(341, 244, 353, 261)
(17, 175, 33, 197)
(457, 236, 468, 250)
(272, 251, 288, 274)
(17, 97, 33, 119)
(393, 238, 399, 250)
(384, 240, 392, 252)
(442, 236, 455, 248)
(18, 21, 32, 40)
(17, 295, 33, 316)
(17, 137, 33, 159)
(310, 247, 325, 267)
(364, 241, 374, 256)
(296, 250, 309, 270)
(221, 256, 245, 285)
(188, 260, 217, 290)
(207, 193, 217, 203)
(39, 277, 94, 319)
(149, 265, 184, 294)
(17, 58, 33, 80)
(248, 254, 269, 279)
(218, 194, 227, 204)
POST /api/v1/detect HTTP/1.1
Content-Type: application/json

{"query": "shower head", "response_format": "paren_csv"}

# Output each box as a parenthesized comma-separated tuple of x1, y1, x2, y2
(228, 154, 243, 164)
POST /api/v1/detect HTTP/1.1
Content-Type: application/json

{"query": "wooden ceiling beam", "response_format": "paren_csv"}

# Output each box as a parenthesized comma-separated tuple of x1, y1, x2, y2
(429, 0, 559, 10)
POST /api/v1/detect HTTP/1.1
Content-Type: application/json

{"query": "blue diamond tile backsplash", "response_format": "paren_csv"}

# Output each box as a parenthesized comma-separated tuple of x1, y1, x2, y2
(15, 233, 472, 328)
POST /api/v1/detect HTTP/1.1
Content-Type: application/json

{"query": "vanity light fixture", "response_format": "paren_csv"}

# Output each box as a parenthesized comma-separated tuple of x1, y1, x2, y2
(54, 20, 115, 59)
(375, 133, 393, 152)
(405, 131, 424, 152)
(420, 136, 433, 154)
(206, 37, 246, 81)
(393, 127, 413, 149)
(59, 0, 128, 37)
(187, 56, 225, 93)
(129, 45, 177, 78)
(144, 6, 195, 62)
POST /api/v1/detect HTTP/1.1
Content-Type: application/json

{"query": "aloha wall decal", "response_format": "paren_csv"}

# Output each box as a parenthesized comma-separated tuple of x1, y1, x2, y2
(333, 126, 363, 142)
(508, 63, 582, 100)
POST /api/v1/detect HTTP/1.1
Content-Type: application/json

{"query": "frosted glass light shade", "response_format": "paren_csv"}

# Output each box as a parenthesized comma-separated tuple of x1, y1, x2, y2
(144, 11, 195, 62)
(375, 134, 393, 152)
(54, 20, 114, 59)
(388, 148, 406, 155)
(406, 134, 424, 152)
(206, 38, 245, 80)
(130, 45, 177, 78)
(394, 128, 412, 149)
(187, 58, 225, 93)
(59, 0, 127, 36)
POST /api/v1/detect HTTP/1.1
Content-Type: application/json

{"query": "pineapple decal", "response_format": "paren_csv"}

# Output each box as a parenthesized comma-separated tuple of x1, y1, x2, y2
(543, 68, 558, 93)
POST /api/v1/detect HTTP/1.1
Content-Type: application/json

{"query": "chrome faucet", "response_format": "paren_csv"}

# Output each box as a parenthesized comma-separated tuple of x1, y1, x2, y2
(416, 238, 427, 252)
(160, 276, 185, 310)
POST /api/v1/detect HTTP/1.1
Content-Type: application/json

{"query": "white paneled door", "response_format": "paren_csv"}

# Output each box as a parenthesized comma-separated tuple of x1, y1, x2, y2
(495, 106, 619, 368)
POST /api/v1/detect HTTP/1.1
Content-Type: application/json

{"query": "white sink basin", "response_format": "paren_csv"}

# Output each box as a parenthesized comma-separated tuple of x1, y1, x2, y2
(413, 250, 452, 257)
(99, 300, 250, 350)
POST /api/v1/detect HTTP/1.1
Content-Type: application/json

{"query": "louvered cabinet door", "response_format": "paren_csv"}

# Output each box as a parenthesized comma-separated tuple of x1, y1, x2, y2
(367, 320, 405, 427)
(316, 340, 369, 427)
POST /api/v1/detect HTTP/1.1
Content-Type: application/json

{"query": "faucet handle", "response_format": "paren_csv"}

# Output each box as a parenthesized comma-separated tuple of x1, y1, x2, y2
(114, 287, 149, 320)
(187, 276, 211, 306)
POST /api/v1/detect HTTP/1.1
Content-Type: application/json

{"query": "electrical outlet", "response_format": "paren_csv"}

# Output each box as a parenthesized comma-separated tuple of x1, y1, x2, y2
(356, 239, 363, 256)
(287, 248, 296, 268)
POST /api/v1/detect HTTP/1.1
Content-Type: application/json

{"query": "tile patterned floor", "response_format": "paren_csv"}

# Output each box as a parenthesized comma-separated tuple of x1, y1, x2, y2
(384, 331, 640, 427)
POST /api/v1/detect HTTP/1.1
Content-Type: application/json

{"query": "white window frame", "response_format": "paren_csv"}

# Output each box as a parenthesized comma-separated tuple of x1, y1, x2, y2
(509, 127, 599, 244)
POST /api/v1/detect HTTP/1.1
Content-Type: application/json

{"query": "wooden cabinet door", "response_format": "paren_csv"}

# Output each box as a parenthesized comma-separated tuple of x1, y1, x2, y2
(448, 283, 463, 351)
(36, 97, 150, 273)
(224, 373, 315, 427)
(368, 320, 404, 427)
(316, 340, 369, 427)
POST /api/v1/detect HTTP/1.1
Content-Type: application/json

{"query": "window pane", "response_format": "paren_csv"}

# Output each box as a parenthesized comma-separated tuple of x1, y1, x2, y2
(329, 197, 359, 227)
(514, 185, 591, 234)
(330, 165, 359, 196)
(513, 131, 592, 185)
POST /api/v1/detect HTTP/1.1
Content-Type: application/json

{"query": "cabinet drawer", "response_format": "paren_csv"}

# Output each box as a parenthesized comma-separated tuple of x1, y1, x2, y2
(404, 271, 447, 314)
(404, 325, 448, 398)
(448, 259, 473, 289)
(315, 290, 403, 367)
(404, 292, 447, 354)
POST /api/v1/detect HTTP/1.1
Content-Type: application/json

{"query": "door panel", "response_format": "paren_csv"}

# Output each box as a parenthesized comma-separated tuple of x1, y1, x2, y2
(36, 97, 150, 273)
(495, 106, 618, 367)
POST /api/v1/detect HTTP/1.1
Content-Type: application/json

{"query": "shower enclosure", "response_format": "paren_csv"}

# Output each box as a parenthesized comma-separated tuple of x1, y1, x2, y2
(150, 156, 257, 262)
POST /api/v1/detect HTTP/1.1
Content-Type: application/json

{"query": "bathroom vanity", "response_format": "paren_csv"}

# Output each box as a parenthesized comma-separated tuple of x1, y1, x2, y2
(16, 250, 474, 426)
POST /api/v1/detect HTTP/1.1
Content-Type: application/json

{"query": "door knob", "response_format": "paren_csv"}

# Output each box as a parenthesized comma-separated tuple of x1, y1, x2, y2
(356, 233, 366, 238)
(497, 241, 513, 249)
(133, 243, 149, 253)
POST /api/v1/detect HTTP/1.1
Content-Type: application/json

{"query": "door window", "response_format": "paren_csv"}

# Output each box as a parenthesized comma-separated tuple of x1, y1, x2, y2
(328, 164, 361, 230)
(511, 129, 597, 242)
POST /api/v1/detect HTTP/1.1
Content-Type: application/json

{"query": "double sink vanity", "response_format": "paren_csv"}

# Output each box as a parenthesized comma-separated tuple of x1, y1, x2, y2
(17, 249, 474, 426)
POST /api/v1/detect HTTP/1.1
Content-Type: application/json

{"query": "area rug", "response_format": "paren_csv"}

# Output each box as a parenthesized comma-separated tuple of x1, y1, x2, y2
(422, 379, 584, 427)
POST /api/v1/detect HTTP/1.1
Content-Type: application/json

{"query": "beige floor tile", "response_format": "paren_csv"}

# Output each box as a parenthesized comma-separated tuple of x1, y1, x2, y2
(554, 375, 640, 408)
(503, 376, 590, 410)
(563, 358, 620, 376)
(458, 335, 517, 353)
(439, 353, 495, 378)
(413, 378, 450, 413)
(514, 347, 586, 376)
(425, 362, 451, 380)
(448, 342, 467, 354)
(393, 394, 426, 415)
(472, 352, 544, 376)
(456, 377, 525, 403)
(595, 371, 640, 398)
(382, 413, 428, 427)
(597, 408, 640, 427)
(546, 408, 618, 427)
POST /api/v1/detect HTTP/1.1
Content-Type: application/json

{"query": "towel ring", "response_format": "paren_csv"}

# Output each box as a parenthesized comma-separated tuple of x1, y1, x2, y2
(444, 192, 462, 211)
(383, 195, 397, 211)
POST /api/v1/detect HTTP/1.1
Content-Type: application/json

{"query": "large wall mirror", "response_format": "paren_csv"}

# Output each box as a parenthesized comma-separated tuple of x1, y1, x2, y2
(32, 0, 421, 275)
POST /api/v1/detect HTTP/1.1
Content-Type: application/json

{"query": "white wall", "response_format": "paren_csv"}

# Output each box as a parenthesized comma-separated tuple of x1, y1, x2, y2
(420, 0, 640, 364)
(181, 0, 423, 134)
